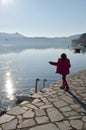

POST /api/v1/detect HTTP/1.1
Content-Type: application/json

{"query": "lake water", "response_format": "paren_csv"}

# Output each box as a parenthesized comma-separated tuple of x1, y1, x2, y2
(0, 45, 86, 111)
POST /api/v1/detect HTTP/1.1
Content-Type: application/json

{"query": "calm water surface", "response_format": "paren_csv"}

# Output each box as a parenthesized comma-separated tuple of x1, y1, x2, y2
(0, 48, 86, 110)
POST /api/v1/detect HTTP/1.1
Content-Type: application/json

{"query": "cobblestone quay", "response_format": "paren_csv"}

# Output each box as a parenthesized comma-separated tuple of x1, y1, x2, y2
(0, 70, 86, 130)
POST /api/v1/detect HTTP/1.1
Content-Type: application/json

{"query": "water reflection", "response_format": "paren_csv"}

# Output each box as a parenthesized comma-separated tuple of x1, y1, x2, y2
(81, 46, 86, 54)
(5, 72, 14, 100)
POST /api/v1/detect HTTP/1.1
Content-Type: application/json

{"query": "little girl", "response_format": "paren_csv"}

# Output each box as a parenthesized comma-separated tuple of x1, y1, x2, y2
(49, 53, 71, 91)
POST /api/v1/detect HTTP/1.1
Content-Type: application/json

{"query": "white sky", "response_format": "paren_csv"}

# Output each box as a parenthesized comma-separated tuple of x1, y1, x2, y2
(0, 0, 86, 37)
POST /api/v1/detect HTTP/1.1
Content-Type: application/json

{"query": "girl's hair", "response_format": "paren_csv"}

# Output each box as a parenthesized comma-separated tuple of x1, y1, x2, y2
(61, 53, 67, 60)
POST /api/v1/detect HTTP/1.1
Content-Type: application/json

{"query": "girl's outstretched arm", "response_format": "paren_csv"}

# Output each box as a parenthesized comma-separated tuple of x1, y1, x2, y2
(49, 61, 58, 66)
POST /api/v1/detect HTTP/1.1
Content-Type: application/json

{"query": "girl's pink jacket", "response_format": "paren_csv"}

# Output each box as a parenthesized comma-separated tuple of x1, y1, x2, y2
(49, 58, 71, 75)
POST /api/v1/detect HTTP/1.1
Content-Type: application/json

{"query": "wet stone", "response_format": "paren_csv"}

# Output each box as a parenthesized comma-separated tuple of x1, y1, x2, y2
(56, 121, 71, 130)
(60, 106, 71, 112)
(28, 123, 59, 130)
(53, 100, 68, 108)
(40, 98, 49, 103)
(82, 116, 86, 122)
(17, 115, 22, 120)
(47, 108, 64, 122)
(7, 106, 26, 115)
(40, 104, 53, 109)
(70, 120, 83, 130)
(26, 104, 38, 109)
(32, 93, 43, 98)
(35, 116, 49, 124)
(68, 116, 82, 120)
(70, 104, 81, 109)
(32, 99, 41, 104)
(0, 114, 15, 124)
(23, 110, 34, 118)
(51, 90, 58, 94)
(43, 88, 53, 92)
(35, 102, 44, 107)
(35, 109, 46, 116)
(50, 94, 57, 98)
(63, 111, 79, 117)
(48, 97, 59, 102)
(22, 106, 29, 110)
(2, 119, 17, 130)
(17, 119, 36, 129)
(59, 95, 74, 104)
(83, 123, 86, 129)
(20, 101, 29, 105)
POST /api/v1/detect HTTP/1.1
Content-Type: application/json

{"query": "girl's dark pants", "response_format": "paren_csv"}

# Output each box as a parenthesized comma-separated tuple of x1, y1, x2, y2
(62, 75, 69, 89)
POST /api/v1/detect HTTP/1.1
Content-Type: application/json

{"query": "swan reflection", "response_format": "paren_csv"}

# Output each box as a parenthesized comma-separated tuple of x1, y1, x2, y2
(5, 72, 14, 100)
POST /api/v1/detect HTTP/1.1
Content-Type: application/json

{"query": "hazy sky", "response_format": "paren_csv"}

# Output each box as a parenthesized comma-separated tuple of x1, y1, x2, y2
(0, 0, 86, 37)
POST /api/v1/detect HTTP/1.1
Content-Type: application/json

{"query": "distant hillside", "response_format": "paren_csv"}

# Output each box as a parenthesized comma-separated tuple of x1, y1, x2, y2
(0, 32, 82, 47)
(0, 32, 25, 39)
(72, 33, 86, 46)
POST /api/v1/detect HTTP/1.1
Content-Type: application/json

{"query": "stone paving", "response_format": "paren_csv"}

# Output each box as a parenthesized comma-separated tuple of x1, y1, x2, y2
(0, 69, 86, 130)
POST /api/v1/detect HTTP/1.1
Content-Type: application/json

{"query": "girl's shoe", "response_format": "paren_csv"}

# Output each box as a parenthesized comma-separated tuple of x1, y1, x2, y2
(64, 87, 69, 91)
(60, 86, 65, 89)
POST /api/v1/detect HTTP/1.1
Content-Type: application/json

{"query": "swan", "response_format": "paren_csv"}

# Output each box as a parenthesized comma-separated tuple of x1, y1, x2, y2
(35, 78, 40, 93)
(43, 79, 47, 88)
(30, 78, 40, 94)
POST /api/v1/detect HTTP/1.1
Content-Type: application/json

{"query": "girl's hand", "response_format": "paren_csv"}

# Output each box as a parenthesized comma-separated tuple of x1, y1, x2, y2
(48, 61, 52, 64)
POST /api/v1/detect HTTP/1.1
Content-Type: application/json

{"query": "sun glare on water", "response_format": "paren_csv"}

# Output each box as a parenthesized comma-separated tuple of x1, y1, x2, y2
(5, 72, 15, 100)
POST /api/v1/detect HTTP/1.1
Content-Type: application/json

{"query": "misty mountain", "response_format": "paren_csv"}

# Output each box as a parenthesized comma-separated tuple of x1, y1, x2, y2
(0, 32, 80, 41)
(0, 32, 25, 39)
(0, 32, 81, 53)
